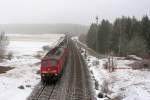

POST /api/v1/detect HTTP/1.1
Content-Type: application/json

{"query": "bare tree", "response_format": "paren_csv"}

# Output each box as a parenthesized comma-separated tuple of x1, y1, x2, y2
(0, 31, 9, 60)
(104, 52, 117, 72)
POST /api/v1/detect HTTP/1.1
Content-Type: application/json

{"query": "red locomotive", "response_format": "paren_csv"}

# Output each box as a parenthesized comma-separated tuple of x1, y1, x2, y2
(40, 38, 68, 83)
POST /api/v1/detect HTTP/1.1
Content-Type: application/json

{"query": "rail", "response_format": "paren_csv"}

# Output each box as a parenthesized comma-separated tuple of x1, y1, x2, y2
(27, 38, 94, 100)
(75, 40, 107, 59)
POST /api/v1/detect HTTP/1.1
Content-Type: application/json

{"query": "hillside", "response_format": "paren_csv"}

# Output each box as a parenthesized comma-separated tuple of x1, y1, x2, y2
(0, 24, 89, 36)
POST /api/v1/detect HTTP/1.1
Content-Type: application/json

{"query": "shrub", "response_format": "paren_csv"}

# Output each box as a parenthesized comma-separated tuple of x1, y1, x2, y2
(104, 56, 117, 72)
(42, 45, 51, 51)
(8, 52, 13, 60)
(0, 31, 9, 60)
(101, 80, 110, 94)
(126, 36, 147, 56)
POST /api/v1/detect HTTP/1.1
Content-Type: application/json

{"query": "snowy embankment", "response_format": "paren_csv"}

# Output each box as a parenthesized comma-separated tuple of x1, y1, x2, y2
(0, 33, 64, 100)
(74, 38, 150, 100)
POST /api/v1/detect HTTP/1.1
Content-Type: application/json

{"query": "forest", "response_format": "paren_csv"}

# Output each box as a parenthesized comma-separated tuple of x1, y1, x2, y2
(86, 15, 150, 56)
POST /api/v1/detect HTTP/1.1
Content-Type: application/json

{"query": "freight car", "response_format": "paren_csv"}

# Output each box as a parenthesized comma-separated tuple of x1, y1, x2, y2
(40, 39, 68, 83)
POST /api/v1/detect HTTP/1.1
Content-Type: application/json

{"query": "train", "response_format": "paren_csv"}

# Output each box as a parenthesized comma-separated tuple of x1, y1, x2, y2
(40, 36, 69, 83)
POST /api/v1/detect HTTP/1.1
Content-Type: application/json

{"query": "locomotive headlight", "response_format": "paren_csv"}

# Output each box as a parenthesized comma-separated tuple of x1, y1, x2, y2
(41, 71, 48, 74)
(49, 70, 57, 73)
(55, 73, 58, 76)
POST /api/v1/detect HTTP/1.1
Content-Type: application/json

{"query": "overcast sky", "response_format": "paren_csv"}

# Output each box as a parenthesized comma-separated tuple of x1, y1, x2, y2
(0, 0, 149, 25)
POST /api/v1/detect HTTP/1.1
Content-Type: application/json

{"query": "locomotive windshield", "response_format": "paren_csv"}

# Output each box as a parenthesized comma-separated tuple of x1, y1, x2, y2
(42, 60, 49, 67)
(50, 59, 57, 66)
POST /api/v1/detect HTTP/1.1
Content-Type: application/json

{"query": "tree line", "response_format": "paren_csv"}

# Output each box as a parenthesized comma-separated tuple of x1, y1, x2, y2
(86, 16, 150, 56)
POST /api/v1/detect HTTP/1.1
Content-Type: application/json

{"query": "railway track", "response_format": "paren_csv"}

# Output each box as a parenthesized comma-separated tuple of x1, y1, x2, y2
(28, 82, 56, 100)
(28, 39, 94, 100)
(66, 40, 93, 100)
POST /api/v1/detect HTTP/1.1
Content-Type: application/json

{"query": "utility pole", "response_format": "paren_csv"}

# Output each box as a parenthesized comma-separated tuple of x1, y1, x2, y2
(95, 16, 99, 52)
(95, 16, 99, 65)
(118, 21, 121, 56)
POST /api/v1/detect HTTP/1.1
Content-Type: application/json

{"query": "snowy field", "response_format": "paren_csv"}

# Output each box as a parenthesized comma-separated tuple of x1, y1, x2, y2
(0, 33, 64, 100)
(72, 37, 150, 100)
(81, 49, 150, 100)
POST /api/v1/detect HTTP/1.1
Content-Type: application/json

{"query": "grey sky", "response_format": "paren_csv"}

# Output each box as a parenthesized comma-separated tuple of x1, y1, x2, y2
(0, 0, 150, 25)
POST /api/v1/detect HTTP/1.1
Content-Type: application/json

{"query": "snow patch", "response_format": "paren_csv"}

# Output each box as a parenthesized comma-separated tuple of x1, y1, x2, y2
(78, 42, 150, 100)
(0, 34, 63, 100)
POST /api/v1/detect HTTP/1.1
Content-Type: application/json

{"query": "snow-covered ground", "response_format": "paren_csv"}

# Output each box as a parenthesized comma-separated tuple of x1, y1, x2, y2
(74, 38, 150, 100)
(0, 33, 64, 100)
(81, 52, 150, 100)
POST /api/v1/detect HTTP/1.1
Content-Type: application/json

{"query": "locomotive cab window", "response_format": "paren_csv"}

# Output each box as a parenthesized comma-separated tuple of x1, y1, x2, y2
(50, 59, 57, 66)
(55, 49, 61, 55)
(42, 60, 49, 67)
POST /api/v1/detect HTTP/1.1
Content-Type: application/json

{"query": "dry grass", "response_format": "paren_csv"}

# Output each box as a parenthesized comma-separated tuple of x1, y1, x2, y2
(95, 79, 99, 90)
(0, 66, 14, 74)
(36, 70, 40, 74)
(34, 62, 41, 66)
(111, 95, 123, 100)
(101, 80, 112, 94)
(128, 59, 150, 70)
(104, 56, 117, 72)
(34, 51, 43, 59)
